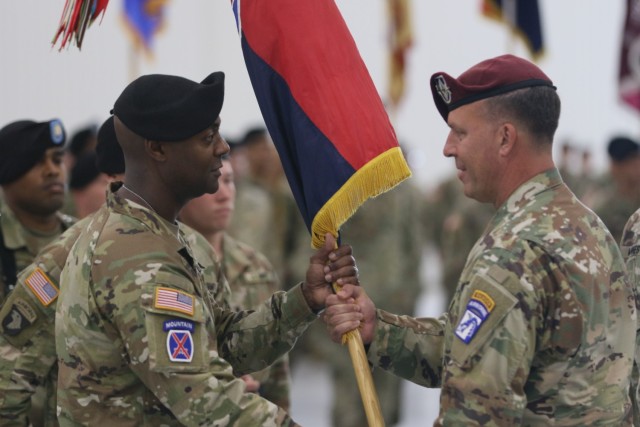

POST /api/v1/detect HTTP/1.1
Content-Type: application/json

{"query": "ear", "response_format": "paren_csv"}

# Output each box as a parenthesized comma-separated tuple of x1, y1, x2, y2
(497, 122, 517, 157)
(144, 139, 168, 162)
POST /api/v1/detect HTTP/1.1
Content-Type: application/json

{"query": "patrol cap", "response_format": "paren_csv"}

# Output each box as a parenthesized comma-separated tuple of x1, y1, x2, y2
(0, 119, 66, 185)
(430, 54, 556, 122)
(607, 136, 640, 162)
(112, 72, 225, 141)
(95, 116, 125, 176)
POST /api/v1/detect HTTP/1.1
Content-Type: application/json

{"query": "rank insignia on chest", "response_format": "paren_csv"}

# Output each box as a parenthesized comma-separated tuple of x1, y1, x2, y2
(25, 268, 59, 306)
(454, 290, 495, 344)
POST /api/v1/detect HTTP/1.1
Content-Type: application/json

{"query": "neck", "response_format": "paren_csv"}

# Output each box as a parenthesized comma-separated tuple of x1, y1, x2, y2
(5, 203, 60, 234)
(211, 231, 224, 255)
(121, 178, 182, 223)
(493, 155, 554, 208)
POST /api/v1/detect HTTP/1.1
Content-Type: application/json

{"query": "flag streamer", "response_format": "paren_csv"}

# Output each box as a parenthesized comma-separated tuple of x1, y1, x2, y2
(482, 0, 544, 59)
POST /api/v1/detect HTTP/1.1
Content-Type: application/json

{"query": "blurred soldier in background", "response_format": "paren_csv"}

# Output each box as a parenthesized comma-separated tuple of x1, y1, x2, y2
(68, 151, 111, 218)
(180, 157, 292, 411)
(0, 119, 74, 304)
(228, 127, 305, 287)
(592, 136, 640, 244)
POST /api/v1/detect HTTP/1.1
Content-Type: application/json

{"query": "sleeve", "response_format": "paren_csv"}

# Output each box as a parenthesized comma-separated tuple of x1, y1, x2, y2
(0, 264, 59, 425)
(112, 269, 302, 426)
(214, 283, 318, 375)
(437, 247, 581, 426)
(366, 309, 446, 388)
(258, 354, 292, 411)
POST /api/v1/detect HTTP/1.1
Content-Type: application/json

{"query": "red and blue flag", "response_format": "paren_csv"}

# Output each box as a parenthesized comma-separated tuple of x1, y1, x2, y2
(232, 0, 412, 248)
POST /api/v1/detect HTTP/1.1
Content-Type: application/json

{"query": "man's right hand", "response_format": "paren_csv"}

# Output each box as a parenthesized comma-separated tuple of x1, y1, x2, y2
(323, 284, 376, 344)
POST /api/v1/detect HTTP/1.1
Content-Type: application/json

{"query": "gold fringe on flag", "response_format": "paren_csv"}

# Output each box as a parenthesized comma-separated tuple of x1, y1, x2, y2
(310, 146, 412, 248)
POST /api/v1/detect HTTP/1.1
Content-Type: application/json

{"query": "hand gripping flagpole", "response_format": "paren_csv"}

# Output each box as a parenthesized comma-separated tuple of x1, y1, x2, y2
(333, 279, 385, 427)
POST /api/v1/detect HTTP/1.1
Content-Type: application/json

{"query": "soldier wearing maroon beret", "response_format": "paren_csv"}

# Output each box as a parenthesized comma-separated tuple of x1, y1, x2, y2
(325, 54, 636, 425)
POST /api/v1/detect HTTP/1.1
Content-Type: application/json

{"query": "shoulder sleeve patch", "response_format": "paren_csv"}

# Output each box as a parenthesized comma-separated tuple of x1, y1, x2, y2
(154, 287, 195, 316)
(25, 268, 59, 306)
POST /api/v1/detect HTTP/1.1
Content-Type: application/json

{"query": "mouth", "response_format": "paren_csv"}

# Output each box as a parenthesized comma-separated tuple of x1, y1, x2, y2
(44, 182, 65, 194)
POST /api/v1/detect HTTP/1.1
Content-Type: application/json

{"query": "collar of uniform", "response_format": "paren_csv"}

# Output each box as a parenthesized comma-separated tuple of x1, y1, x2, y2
(107, 181, 181, 239)
(221, 232, 253, 283)
(500, 168, 564, 215)
(0, 200, 27, 250)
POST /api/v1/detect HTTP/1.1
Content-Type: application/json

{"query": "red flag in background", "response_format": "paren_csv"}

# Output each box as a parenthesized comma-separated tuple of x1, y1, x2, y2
(619, 0, 640, 113)
(387, 0, 413, 108)
(482, 0, 544, 59)
(122, 0, 168, 53)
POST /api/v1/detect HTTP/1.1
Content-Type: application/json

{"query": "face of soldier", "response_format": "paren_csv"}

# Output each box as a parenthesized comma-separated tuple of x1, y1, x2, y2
(180, 159, 235, 235)
(442, 101, 502, 205)
(2, 147, 67, 216)
(160, 117, 230, 200)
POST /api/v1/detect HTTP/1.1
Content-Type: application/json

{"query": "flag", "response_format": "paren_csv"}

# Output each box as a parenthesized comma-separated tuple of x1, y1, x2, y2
(482, 0, 544, 59)
(388, 0, 413, 107)
(619, 0, 640, 113)
(232, 0, 412, 249)
(122, 0, 168, 52)
(52, 0, 110, 50)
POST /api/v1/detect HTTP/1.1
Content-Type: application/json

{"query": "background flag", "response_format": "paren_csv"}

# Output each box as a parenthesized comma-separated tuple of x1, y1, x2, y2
(52, 0, 110, 50)
(619, 0, 640, 113)
(122, 0, 168, 53)
(232, 0, 412, 249)
(387, 0, 413, 108)
(482, 0, 544, 59)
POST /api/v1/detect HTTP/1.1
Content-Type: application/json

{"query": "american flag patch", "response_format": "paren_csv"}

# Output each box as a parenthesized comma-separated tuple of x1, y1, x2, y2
(154, 288, 194, 316)
(25, 268, 59, 306)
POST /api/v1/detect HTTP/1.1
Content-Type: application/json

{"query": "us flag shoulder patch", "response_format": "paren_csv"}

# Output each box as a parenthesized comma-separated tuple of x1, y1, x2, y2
(154, 287, 194, 316)
(25, 268, 59, 306)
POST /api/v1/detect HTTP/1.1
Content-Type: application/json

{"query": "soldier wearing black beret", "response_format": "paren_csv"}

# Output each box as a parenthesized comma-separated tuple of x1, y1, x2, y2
(0, 119, 75, 302)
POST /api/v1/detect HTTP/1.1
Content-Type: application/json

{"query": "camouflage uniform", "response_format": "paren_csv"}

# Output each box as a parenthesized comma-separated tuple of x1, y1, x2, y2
(0, 200, 75, 302)
(620, 208, 640, 426)
(0, 209, 227, 426)
(56, 185, 315, 425)
(221, 233, 291, 411)
(366, 169, 636, 425)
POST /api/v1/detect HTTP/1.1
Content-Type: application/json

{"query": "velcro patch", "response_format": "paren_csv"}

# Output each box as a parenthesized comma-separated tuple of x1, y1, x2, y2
(455, 290, 495, 344)
(166, 330, 194, 362)
(154, 287, 194, 316)
(25, 268, 59, 306)
(2, 303, 34, 336)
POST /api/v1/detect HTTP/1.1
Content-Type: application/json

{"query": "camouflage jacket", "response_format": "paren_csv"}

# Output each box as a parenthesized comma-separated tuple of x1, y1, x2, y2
(621, 208, 640, 426)
(367, 169, 636, 426)
(0, 200, 75, 302)
(55, 185, 313, 426)
(0, 204, 227, 426)
(222, 233, 291, 411)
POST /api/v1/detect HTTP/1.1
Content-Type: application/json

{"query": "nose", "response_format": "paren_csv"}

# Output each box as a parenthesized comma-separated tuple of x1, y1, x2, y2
(443, 131, 456, 158)
(43, 157, 62, 177)
(216, 136, 230, 157)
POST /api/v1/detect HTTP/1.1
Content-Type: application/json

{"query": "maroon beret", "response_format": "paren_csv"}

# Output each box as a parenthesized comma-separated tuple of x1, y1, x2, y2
(430, 54, 555, 122)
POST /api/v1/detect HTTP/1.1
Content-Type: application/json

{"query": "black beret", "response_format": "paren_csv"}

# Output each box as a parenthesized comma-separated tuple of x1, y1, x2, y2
(96, 116, 125, 176)
(68, 125, 97, 157)
(608, 136, 640, 162)
(430, 54, 556, 122)
(69, 152, 100, 190)
(0, 119, 66, 185)
(112, 72, 225, 141)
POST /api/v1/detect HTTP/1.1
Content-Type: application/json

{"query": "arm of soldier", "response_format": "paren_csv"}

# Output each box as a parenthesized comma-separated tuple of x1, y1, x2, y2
(215, 234, 358, 374)
(0, 263, 61, 424)
(324, 284, 446, 388)
(114, 275, 297, 426)
(620, 210, 640, 423)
